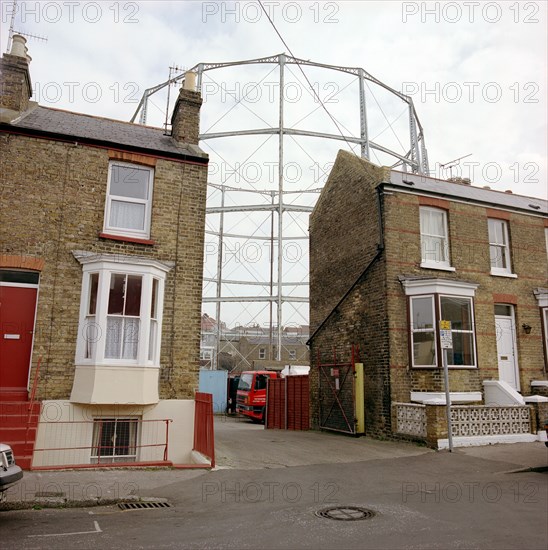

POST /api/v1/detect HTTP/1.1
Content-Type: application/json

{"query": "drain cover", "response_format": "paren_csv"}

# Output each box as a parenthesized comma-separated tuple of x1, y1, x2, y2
(118, 501, 172, 511)
(315, 506, 376, 521)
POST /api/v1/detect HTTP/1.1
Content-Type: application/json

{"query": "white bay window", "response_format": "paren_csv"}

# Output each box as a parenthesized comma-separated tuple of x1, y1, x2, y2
(440, 295, 475, 367)
(410, 296, 437, 367)
(73, 251, 171, 367)
(403, 278, 478, 368)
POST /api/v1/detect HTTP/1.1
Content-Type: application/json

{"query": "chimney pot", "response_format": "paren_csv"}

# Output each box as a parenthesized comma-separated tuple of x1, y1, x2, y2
(505, 190, 513, 194)
(183, 71, 197, 92)
(10, 34, 27, 58)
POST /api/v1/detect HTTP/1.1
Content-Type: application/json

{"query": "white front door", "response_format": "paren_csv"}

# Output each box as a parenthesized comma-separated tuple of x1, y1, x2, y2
(495, 315, 520, 390)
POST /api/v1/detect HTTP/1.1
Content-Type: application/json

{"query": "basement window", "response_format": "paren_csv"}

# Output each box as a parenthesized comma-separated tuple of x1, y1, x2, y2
(91, 418, 139, 463)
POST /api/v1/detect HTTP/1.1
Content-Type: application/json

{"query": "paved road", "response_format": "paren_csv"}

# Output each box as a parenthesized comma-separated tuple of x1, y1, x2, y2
(1, 417, 547, 549)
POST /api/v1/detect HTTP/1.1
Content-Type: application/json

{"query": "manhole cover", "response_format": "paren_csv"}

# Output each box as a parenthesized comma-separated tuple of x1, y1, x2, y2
(315, 506, 376, 521)
(118, 501, 172, 511)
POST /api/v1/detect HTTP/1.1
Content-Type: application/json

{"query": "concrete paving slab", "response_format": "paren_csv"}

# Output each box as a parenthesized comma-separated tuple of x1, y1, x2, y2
(214, 416, 432, 469)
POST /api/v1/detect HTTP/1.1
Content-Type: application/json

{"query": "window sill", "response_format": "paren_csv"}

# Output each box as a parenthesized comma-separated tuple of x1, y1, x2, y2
(420, 262, 456, 272)
(75, 360, 160, 368)
(99, 232, 155, 246)
(411, 365, 478, 369)
(490, 271, 518, 279)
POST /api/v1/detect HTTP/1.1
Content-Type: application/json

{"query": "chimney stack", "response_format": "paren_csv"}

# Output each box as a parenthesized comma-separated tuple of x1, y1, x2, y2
(170, 71, 202, 145)
(0, 34, 32, 113)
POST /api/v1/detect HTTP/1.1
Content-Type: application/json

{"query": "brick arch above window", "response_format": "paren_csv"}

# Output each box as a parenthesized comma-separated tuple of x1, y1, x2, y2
(486, 208, 511, 221)
(492, 293, 517, 305)
(0, 254, 44, 272)
(108, 150, 157, 168)
(418, 196, 450, 210)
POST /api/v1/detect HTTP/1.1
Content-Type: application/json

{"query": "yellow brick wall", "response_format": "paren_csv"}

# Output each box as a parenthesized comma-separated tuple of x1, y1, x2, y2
(0, 132, 208, 400)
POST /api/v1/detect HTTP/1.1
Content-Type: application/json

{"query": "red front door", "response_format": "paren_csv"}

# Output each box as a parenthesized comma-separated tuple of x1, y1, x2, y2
(0, 285, 38, 395)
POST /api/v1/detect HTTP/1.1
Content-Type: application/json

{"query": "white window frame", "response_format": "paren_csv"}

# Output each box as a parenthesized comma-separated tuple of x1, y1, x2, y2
(402, 278, 478, 369)
(409, 295, 437, 368)
(543, 308, 548, 367)
(488, 218, 516, 277)
(439, 294, 477, 368)
(103, 161, 154, 240)
(259, 348, 266, 359)
(419, 206, 454, 271)
(535, 289, 548, 368)
(73, 251, 171, 367)
(91, 417, 140, 464)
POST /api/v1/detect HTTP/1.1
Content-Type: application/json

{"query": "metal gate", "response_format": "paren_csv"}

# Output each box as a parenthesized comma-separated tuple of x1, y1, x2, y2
(317, 347, 358, 434)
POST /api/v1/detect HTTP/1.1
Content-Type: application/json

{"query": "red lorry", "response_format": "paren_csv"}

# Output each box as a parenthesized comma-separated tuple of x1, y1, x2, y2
(236, 366, 310, 422)
(236, 371, 279, 423)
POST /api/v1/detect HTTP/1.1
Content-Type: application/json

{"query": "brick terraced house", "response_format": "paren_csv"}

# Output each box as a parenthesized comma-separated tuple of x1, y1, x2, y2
(309, 150, 548, 448)
(0, 36, 209, 467)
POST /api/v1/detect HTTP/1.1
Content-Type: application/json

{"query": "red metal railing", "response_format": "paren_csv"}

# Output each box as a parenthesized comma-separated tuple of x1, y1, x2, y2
(24, 356, 42, 464)
(28, 355, 42, 410)
(32, 418, 172, 469)
(193, 392, 215, 468)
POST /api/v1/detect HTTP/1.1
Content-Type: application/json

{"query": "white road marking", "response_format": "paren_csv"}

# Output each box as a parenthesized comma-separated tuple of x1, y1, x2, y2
(27, 520, 102, 538)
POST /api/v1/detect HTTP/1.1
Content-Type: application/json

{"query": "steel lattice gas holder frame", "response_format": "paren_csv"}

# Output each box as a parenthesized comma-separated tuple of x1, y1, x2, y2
(131, 54, 430, 367)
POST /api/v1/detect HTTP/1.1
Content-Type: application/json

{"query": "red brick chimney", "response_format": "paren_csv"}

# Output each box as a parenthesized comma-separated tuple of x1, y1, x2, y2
(0, 35, 32, 113)
(170, 71, 202, 144)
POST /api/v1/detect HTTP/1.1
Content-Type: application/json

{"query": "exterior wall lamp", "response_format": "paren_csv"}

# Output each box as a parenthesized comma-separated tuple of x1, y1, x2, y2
(522, 324, 532, 334)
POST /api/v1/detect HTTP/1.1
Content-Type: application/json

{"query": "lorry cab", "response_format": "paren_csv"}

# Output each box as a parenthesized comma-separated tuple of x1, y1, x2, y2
(236, 371, 279, 422)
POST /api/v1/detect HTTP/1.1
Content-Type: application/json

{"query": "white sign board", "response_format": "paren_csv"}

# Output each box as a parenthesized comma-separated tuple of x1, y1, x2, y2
(440, 320, 452, 349)
(440, 330, 453, 349)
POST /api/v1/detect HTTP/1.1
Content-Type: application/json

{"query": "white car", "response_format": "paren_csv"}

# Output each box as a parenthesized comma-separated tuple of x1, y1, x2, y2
(0, 443, 23, 501)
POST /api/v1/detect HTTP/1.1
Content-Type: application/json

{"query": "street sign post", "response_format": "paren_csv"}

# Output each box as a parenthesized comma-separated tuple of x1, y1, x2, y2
(440, 320, 454, 452)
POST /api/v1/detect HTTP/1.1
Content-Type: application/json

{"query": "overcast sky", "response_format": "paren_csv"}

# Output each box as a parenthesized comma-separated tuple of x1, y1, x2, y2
(2, 1, 546, 328)
(2, 0, 546, 198)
